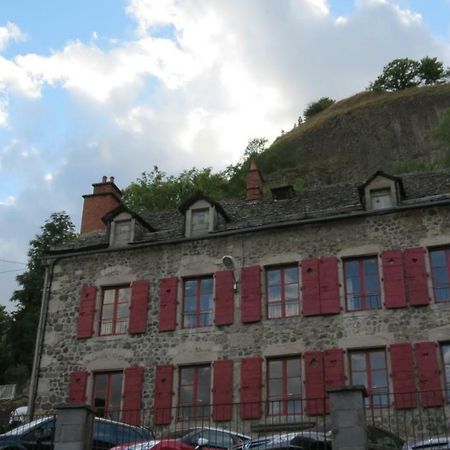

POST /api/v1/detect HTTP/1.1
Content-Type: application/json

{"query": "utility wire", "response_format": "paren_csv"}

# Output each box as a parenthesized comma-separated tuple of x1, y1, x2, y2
(0, 268, 25, 274)
(0, 258, 27, 265)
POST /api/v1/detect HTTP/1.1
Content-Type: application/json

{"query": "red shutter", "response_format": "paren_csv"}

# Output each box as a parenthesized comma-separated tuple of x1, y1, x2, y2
(389, 343, 416, 409)
(323, 348, 345, 413)
(153, 365, 174, 425)
(122, 367, 144, 425)
(415, 342, 444, 407)
(159, 277, 178, 331)
(213, 360, 234, 421)
(128, 280, 149, 334)
(77, 286, 97, 338)
(304, 352, 325, 415)
(241, 266, 261, 323)
(68, 371, 88, 404)
(240, 357, 262, 419)
(302, 259, 321, 316)
(404, 248, 429, 306)
(215, 271, 234, 326)
(382, 250, 407, 308)
(319, 258, 340, 314)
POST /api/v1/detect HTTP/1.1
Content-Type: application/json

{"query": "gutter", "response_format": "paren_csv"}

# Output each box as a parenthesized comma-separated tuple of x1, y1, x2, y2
(28, 258, 56, 416)
(45, 197, 450, 262)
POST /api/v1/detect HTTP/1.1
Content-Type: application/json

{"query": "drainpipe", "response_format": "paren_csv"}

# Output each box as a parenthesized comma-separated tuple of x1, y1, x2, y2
(28, 259, 55, 416)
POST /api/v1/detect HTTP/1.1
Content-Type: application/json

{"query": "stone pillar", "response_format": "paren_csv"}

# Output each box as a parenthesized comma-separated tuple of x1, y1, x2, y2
(328, 386, 368, 450)
(54, 404, 95, 450)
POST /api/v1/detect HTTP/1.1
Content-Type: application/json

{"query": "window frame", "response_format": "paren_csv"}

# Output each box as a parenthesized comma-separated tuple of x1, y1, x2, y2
(99, 285, 131, 336)
(177, 364, 211, 420)
(370, 188, 393, 210)
(441, 343, 450, 402)
(190, 208, 210, 236)
(429, 247, 450, 303)
(266, 265, 300, 319)
(343, 256, 381, 312)
(266, 356, 302, 416)
(349, 349, 388, 408)
(92, 370, 123, 420)
(182, 276, 214, 329)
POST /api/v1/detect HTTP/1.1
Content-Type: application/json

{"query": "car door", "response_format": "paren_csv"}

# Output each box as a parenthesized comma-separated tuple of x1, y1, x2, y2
(20, 420, 55, 450)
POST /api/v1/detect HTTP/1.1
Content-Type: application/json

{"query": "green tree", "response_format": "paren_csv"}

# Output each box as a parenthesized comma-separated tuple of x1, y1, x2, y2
(5, 212, 76, 382)
(370, 58, 420, 92)
(303, 97, 335, 121)
(0, 305, 12, 384)
(418, 56, 449, 85)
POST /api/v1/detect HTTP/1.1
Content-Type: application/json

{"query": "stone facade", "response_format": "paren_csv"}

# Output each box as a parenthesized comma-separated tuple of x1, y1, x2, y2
(30, 170, 450, 438)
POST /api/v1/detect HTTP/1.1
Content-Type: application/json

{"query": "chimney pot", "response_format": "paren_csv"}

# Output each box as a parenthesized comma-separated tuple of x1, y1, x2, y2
(110, 176, 115, 183)
(102, 176, 107, 183)
(246, 160, 264, 201)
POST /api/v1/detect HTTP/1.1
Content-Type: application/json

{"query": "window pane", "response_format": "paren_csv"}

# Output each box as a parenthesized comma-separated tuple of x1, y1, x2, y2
(201, 278, 213, 294)
(431, 250, 446, 267)
(364, 258, 378, 274)
(102, 304, 114, 320)
(183, 314, 195, 328)
(268, 286, 281, 302)
(371, 371, 387, 389)
(267, 270, 281, 286)
(181, 368, 194, 385)
(287, 378, 301, 396)
(284, 267, 298, 284)
(285, 301, 299, 317)
(118, 287, 130, 303)
(345, 261, 359, 277)
(117, 302, 128, 319)
(268, 304, 282, 319)
(352, 372, 367, 387)
(103, 290, 115, 304)
(287, 359, 301, 377)
(269, 360, 282, 378)
(370, 352, 386, 370)
(184, 296, 196, 311)
(200, 294, 212, 310)
(285, 284, 299, 300)
(184, 280, 196, 296)
(351, 353, 366, 371)
(269, 380, 282, 399)
(443, 345, 450, 364)
(180, 386, 193, 404)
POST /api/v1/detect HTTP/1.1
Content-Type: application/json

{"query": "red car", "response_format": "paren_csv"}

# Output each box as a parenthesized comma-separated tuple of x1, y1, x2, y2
(110, 427, 251, 450)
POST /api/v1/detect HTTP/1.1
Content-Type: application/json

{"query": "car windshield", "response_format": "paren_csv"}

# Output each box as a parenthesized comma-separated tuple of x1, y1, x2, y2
(1, 417, 53, 437)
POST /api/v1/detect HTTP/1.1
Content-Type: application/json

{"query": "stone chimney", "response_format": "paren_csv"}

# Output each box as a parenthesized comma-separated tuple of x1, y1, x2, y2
(246, 160, 264, 200)
(80, 176, 122, 235)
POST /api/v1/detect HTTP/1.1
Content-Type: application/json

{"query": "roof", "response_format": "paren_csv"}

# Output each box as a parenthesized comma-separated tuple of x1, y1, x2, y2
(51, 169, 450, 253)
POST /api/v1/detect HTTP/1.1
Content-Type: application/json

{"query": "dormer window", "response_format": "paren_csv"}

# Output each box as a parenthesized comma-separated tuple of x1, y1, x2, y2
(113, 220, 132, 246)
(370, 188, 393, 210)
(191, 208, 210, 236)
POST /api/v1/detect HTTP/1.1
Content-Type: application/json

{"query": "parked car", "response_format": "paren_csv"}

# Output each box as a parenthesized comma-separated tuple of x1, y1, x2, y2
(402, 436, 450, 449)
(9, 407, 29, 426)
(0, 415, 154, 449)
(111, 427, 251, 450)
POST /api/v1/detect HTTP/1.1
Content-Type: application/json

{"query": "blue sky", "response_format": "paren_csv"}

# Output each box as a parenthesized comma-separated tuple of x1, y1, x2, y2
(0, 0, 449, 309)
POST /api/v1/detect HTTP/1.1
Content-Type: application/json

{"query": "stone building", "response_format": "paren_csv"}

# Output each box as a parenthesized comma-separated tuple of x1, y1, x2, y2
(29, 167, 450, 429)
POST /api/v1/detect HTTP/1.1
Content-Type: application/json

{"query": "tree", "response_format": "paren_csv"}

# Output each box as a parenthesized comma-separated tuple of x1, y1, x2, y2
(4, 212, 76, 382)
(370, 58, 420, 92)
(418, 56, 449, 85)
(0, 305, 12, 384)
(303, 97, 336, 121)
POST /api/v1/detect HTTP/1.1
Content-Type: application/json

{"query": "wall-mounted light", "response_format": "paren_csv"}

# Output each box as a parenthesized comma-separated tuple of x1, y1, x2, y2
(222, 255, 237, 292)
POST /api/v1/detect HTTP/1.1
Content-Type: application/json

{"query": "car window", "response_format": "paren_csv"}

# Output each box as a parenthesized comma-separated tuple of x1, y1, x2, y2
(199, 430, 233, 449)
(94, 421, 118, 445)
(23, 419, 55, 442)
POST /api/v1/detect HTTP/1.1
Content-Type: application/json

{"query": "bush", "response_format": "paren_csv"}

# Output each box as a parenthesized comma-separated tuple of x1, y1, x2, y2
(303, 97, 335, 121)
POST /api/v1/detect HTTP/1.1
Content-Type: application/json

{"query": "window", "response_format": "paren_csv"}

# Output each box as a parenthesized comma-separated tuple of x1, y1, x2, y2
(350, 350, 388, 407)
(267, 266, 300, 319)
(344, 257, 381, 311)
(112, 220, 131, 246)
(178, 365, 211, 419)
(99, 286, 131, 336)
(93, 371, 123, 420)
(430, 248, 450, 302)
(442, 344, 450, 401)
(191, 209, 210, 236)
(182, 277, 214, 328)
(370, 188, 392, 210)
(267, 357, 302, 416)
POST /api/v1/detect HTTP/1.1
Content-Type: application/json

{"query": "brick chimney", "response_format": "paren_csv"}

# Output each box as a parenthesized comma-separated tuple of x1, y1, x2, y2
(246, 160, 264, 200)
(80, 176, 122, 235)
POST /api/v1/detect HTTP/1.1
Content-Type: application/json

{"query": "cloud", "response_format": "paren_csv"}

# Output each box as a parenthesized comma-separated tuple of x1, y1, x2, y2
(0, 22, 24, 51)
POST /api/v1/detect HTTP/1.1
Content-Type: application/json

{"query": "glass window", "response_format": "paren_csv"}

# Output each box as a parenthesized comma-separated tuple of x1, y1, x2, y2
(430, 248, 450, 302)
(370, 188, 392, 210)
(100, 286, 131, 336)
(441, 344, 450, 402)
(93, 371, 123, 420)
(183, 277, 214, 328)
(267, 357, 302, 416)
(113, 220, 131, 246)
(350, 350, 388, 408)
(344, 257, 381, 311)
(191, 209, 210, 236)
(267, 266, 300, 319)
(178, 365, 211, 419)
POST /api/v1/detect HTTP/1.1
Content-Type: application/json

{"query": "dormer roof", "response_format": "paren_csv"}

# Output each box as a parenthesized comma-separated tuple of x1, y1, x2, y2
(102, 204, 156, 231)
(178, 191, 230, 221)
(358, 170, 405, 204)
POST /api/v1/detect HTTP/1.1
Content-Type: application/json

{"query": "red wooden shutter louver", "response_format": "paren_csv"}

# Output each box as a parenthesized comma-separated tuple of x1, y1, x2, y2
(159, 277, 178, 331)
(153, 365, 174, 424)
(404, 248, 429, 306)
(215, 271, 234, 326)
(390, 343, 416, 409)
(382, 250, 407, 308)
(302, 259, 321, 316)
(415, 342, 444, 407)
(129, 280, 149, 334)
(77, 286, 97, 338)
(304, 351, 325, 415)
(323, 348, 345, 413)
(122, 367, 144, 425)
(68, 371, 88, 404)
(241, 266, 261, 323)
(213, 359, 234, 421)
(319, 258, 340, 314)
(240, 357, 262, 419)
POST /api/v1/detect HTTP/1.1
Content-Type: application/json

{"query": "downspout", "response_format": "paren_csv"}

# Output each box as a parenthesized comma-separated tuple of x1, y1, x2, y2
(28, 258, 56, 416)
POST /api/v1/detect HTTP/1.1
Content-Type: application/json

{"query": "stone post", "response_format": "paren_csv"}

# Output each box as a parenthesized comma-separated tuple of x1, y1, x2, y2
(54, 404, 95, 450)
(328, 385, 368, 450)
